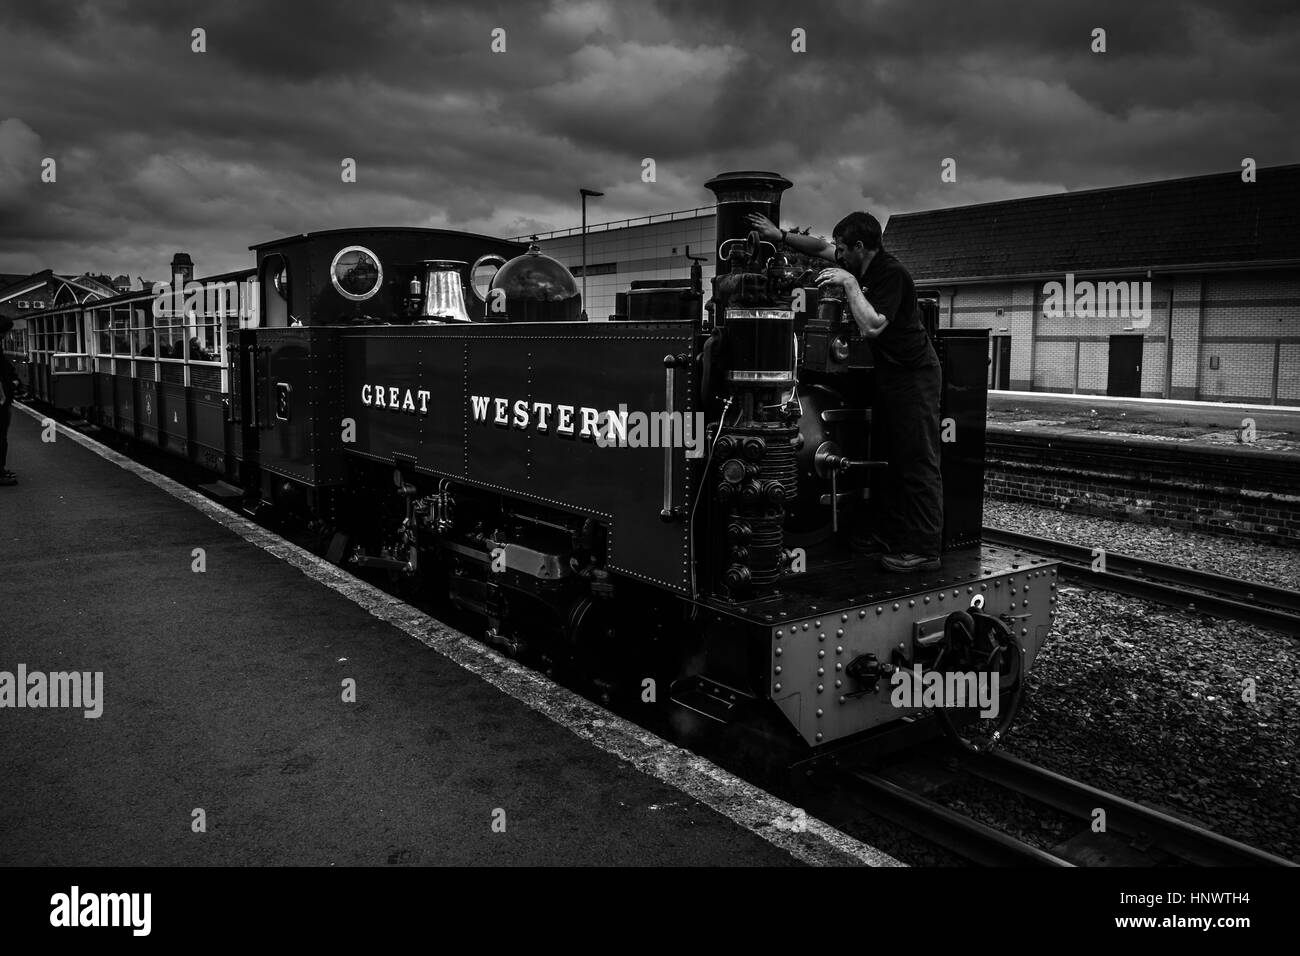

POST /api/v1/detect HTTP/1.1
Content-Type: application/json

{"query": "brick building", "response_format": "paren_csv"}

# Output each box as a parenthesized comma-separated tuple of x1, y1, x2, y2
(0, 270, 122, 322)
(886, 164, 1300, 404)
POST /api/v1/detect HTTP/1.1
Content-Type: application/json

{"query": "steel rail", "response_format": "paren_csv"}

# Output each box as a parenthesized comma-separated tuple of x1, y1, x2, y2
(961, 750, 1298, 867)
(982, 527, 1300, 635)
(846, 769, 1074, 867)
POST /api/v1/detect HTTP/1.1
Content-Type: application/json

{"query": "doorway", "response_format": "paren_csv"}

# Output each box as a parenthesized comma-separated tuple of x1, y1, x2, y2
(989, 335, 1011, 390)
(1106, 335, 1143, 397)
(260, 255, 290, 329)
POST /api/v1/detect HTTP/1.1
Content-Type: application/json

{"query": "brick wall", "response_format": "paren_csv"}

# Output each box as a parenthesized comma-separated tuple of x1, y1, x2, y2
(1009, 284, 1036, 389)
(1168, 274, 1203, 400)
(937, 268, 1299, 404)
(985, 433, 1300, 546)
(943, 283, 1034, 389)
(1197, 270, 1300, 403)
(1032, 339, 1076, 392)
(1279, 342, 1300, 403)
(1029, 275, 1171, 397)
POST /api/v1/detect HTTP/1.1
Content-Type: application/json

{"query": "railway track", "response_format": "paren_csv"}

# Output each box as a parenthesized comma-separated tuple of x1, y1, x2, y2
(848, 748, 1297, 867)
(982, 526, 1300, 635)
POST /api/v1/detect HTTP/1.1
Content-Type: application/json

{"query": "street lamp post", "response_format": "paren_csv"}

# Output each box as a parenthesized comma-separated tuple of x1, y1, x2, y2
(580, 188, 603, 319)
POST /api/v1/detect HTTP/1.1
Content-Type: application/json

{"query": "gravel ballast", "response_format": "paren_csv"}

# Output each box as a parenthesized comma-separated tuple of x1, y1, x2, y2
(986, 498, 1300, 591)
(984, 500, 1300, 862)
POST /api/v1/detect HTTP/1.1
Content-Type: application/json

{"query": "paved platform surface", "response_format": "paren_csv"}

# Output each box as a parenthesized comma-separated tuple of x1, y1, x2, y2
(987, 391, 1300, 456)
(0, 409, 892, 866)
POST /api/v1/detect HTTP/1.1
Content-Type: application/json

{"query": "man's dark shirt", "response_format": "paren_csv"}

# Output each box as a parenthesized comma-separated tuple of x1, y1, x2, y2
(857, 248, 932, 367)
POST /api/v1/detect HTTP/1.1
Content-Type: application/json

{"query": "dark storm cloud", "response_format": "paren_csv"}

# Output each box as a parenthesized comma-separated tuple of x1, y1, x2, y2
(0, 0, 1297, 278)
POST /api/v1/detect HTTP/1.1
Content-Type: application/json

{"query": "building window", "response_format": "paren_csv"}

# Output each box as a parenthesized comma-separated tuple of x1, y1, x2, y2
(571, 262, 617, 277)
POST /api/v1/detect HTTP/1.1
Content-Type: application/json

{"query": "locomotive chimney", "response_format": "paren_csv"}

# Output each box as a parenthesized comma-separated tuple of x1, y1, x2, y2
(703, 171, 793, 275)
(170, 252, 194, 286)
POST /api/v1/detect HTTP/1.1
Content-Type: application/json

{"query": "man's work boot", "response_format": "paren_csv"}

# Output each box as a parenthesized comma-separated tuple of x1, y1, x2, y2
(880, 552, 941, 573)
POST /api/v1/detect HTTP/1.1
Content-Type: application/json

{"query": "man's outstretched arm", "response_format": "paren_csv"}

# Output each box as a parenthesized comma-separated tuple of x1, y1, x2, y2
(746, 214, 837, 262)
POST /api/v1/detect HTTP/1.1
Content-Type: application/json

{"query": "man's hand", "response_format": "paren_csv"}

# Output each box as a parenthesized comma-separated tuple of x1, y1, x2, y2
(816, 267, 857, 289)
(745, 213, 782, 243)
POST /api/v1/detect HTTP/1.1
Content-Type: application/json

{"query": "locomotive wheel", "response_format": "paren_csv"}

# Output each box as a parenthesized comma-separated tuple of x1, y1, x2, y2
(935, 609, 1026, 754)
(564, 596, 622, 700)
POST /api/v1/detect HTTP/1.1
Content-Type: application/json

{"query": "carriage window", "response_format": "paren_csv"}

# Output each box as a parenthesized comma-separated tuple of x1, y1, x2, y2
(155, 306, 185, 359)
(94, 309, 111, 355)
(330, 245, 383, 301)
(192, 310, 220, 362)
(133, 307, 153, 356)
(111, 306, 131, 355)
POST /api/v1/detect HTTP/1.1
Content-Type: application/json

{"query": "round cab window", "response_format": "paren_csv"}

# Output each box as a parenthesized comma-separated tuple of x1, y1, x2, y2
(469, 254, 506, 302)
(330, 246, 383, 301)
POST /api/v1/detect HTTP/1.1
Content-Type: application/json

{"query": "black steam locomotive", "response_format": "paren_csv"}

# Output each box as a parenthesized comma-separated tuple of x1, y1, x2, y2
(8, 171, 1059, 755)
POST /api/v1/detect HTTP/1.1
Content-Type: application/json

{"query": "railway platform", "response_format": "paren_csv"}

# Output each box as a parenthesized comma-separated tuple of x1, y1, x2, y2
(977, 392, 1300, 549)
(987, 391, 1300, 452)
(0, 407, 895, 867)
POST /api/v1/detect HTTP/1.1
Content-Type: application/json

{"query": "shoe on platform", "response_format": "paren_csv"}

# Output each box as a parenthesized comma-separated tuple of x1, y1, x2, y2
(880, 552, 940, 573)
(0, 473, 17, 486)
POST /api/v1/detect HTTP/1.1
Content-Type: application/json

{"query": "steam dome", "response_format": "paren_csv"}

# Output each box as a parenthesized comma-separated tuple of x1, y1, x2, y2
(488, 244, 583, 322)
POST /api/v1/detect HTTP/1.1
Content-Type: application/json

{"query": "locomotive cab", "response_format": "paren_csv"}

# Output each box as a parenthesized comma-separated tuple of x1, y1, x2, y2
(249, 228, 525, 327)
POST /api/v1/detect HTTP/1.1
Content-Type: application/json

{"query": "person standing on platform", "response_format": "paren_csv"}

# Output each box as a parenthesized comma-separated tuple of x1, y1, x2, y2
(746, 210, 944, 572)
(0, 318, 19, 486)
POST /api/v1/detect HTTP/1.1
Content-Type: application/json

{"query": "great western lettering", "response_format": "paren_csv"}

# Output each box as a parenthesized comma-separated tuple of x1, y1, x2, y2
(360, 383, 432, 413)
(357, 385, 704, 454)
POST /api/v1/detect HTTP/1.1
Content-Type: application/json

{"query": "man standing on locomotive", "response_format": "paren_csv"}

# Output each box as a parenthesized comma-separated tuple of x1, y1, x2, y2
(746, 210, 943, 572)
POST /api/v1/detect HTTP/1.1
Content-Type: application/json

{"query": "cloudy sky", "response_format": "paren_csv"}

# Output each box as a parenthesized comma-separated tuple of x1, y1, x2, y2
(1, 0, 1298, 280)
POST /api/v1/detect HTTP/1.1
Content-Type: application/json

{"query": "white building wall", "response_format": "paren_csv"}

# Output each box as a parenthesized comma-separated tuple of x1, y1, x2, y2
(523, 212, 716, 320)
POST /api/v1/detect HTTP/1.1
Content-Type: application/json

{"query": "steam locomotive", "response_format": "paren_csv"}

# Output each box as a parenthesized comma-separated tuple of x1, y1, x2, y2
(6, 171, 1059, 756)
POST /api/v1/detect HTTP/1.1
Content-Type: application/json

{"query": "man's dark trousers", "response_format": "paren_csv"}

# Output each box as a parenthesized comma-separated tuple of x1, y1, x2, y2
(869, 355, 944, 556)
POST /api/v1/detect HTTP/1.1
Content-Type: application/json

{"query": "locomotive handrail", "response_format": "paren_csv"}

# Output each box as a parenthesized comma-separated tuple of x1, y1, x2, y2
(223, 343, 240, 424)
(660, 353, 688, 522)
(662, 355, 676, 520)
(244, 344, 259, 429)
(258, 345, 275, 430)
(245, 343, 273, 429)
(820, 408, 871, 423)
